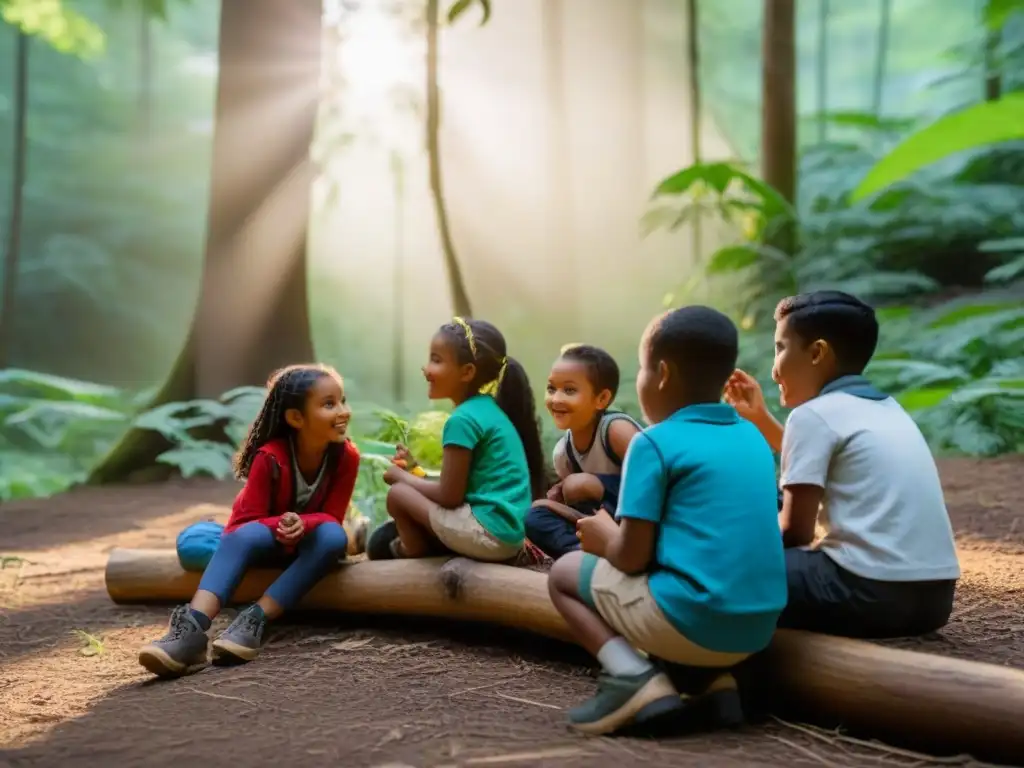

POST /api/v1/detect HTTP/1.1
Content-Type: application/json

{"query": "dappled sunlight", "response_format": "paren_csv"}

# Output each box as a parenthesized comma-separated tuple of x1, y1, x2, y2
(309, 0, 739, 400)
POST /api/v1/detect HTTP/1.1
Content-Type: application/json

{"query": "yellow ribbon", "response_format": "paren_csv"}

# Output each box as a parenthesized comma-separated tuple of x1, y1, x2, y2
(452, 316, 477, 358)
(479, 357, 507, 396)
(452, 316, 505, 396)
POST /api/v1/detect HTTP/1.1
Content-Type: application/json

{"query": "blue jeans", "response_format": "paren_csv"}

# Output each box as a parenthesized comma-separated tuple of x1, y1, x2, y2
(197, 521, 348, 611)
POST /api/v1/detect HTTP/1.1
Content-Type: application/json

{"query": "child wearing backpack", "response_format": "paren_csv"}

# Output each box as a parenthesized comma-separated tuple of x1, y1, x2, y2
(138, 364, 359, 677)
(367, 317, 546, 562)
(526, 344, 641, 560)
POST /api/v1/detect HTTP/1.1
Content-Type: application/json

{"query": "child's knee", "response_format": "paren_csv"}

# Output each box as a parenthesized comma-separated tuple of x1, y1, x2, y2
(562, 474, 604, 504)
(309, 522, 348, 556)
(548, 550, 583, 596)
(222, 522, 272, 551)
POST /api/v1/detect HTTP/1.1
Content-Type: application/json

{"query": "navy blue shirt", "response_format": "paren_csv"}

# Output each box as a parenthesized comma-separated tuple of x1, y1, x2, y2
(616, 403, 787, 653)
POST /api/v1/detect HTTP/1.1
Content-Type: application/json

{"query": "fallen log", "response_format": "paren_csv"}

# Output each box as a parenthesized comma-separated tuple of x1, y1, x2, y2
(107, 548, 1024, 763)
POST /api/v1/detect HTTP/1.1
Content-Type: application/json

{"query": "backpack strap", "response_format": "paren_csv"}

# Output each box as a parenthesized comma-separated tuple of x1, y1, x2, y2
(563, 433, 585, 475)
(599, 411, 644, 467)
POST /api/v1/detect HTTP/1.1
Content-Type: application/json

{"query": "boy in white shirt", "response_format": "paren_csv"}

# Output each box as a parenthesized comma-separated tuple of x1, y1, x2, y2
(725, 290, 960, 638)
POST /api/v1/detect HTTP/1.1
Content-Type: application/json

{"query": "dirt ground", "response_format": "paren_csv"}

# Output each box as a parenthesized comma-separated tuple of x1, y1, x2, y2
(1, 457, 1023, 768)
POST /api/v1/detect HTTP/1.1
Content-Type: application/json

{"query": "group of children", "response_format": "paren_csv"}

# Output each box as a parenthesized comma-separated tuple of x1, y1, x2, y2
(138, 291, 962, 738)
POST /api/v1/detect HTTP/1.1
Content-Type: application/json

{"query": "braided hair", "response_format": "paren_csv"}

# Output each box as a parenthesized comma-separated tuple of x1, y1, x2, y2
(232, 363, 342, 479)
(439, 319, 547, 500)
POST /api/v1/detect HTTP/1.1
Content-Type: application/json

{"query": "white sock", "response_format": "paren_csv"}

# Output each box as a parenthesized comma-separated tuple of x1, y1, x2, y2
(596, 637, 653, 677)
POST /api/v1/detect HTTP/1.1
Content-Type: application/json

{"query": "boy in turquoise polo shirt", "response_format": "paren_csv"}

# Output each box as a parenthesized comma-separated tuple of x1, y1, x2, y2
(547, 305, 787, 735)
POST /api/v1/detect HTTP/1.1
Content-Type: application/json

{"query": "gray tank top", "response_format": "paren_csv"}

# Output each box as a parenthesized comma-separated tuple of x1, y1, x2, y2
(291, 441, 327, 510)
(552, 411, 642, 478)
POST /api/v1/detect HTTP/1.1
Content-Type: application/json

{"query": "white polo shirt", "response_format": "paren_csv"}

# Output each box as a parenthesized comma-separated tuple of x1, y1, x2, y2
(780, 391, 961, 582)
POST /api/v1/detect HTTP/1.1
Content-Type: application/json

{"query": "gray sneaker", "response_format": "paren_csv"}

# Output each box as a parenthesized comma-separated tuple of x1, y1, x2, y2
(138, 605, 210, 678)
(211, 605, 267, 665)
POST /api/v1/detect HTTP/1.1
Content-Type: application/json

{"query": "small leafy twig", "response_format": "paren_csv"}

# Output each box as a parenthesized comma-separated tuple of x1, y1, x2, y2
(71, 629, 105, 657)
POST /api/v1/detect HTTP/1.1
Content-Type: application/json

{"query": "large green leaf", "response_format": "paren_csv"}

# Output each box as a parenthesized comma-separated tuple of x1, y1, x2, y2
(851, 94, 1024, 201)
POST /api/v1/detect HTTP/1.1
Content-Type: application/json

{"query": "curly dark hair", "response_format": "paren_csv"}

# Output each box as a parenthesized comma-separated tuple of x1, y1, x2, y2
(439, 319, 546, 500)
(232, 363, 342, 479)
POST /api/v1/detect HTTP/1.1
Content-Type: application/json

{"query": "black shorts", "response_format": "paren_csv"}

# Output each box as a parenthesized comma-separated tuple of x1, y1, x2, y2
(778, 548, 957, 639)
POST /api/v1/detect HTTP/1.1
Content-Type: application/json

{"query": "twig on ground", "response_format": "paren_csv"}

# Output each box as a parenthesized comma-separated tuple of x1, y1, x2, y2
(486, 691, 562, 710)
(766, 734, 853, 768)
(463, 746, 590, 764)
(771, 717, 986, 766)
(178, 686, 255, 706)
(449, 677, 521, 698)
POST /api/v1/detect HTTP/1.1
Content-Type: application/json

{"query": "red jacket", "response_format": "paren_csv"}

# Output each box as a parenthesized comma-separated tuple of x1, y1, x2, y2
(224, 438, 360, 536)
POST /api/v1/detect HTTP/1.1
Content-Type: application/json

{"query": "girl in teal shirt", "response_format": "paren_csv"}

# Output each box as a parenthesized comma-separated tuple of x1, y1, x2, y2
(369, 317, 546, 562)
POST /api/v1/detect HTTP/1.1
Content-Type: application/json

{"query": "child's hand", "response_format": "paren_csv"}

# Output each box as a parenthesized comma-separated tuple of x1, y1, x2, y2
(383, 464, 408, 486)
(276, 513, 305, 544)
(724, 368, 768, 422)
(546, 482, 564, 502)
(576, 509, 618, 557)
(393, 443, 418, 469)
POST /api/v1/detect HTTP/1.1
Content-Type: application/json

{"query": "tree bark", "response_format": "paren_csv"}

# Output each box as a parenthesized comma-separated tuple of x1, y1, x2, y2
(871, 0, 892, 120)
(0, 33, 29, 369)
(983, 0, 1002, 103)
(760, 0, 797, 208)
(426, 0, 473, 318)
(139, 8, 153, 139)
(541, 0, 579, 338)
(815, 0, 829, 144)
(87, 0, 322, 484)
(685, 0, 703, 263)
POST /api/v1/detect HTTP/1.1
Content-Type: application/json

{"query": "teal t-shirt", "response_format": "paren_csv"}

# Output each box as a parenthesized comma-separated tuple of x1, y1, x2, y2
(616, 403, 787, 654)
(442, 394, 532, 545)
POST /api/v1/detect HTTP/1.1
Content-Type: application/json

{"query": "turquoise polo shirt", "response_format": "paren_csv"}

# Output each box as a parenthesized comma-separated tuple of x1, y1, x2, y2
(614, 403, 787, 654)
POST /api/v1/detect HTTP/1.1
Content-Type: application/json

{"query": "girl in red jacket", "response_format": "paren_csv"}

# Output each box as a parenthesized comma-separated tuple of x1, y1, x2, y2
(138, 363, 360, 678)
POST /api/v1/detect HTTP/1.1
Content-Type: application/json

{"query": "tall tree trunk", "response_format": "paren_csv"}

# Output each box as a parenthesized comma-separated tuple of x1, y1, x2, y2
(761, 0, 797, 208)
(542, 0, 578, 338)
(0, 33, 29, 369)
(139, 8, 153, 139)
(88, 0, 322, 484)
(685, 0, 703, 261)
(983, 0, 1002, 102)
(871, 0, 892, 119)
(815, 0, 829, 144)
(391, 151, 406, 403)
(426, 0, 473, 318)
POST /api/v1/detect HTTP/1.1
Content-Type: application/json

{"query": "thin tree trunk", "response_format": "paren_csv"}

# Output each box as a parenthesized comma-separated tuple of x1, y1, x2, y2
(426, 0, 473, 318)
(0, 33, 29, 369)
(871, 0, 891, 119)
(983, 0, 1002, 102)
(685, 0, 703, 262)
(761, 0, 797, 207)
(816, 0, 829, 144)
(88, 0, 322, 484)
(391, 151, 406, 403)
(542, 0, 578, 337)
(139, 9, 153, 139)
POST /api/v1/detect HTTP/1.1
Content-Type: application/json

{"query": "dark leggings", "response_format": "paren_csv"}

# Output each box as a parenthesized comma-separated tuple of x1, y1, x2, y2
(779, 548, 957, 639)
(197, 521, 348, 611)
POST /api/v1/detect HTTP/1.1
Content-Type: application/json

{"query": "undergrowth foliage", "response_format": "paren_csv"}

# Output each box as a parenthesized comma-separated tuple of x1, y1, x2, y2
(0, 369, 453, 520)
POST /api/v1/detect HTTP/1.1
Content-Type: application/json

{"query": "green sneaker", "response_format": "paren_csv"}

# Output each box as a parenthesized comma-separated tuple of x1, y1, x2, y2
(567, 667, 681, 735)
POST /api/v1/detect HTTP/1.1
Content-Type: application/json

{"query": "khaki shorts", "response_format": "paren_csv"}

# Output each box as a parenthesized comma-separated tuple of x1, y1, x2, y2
(429, 503, 522, 562)
(581, 555, 752, 667)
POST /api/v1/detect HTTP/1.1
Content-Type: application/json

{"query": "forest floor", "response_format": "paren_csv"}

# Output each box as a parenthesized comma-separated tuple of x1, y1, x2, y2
(1, 457, 1023, 768)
